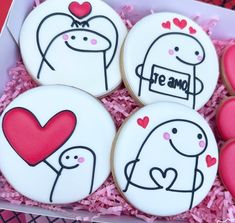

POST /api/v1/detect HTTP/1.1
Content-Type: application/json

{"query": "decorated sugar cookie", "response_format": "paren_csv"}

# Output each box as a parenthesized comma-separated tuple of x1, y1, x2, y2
(122, 13, 219, 110)
(20, 0, 127, 97)
(112, 102, 218, 216)
(0, 86, 116, 204)
(221, 45, 235, 95)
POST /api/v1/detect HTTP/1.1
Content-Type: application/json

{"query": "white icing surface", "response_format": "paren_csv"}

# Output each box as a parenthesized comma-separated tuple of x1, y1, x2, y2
(20, 0, 127, 97)
(122, 12, 219, 110)
(112, 102, 218, 216)
(0, 86, 116, 204)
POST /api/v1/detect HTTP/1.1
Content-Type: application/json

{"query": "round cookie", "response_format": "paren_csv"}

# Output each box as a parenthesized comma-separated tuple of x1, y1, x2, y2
(0, 86, 116, 204)
(221, 44, 235, 95)
(20, 0, 127, 97)
(122, 12, 219, 110)
(112, 102, 218, 216)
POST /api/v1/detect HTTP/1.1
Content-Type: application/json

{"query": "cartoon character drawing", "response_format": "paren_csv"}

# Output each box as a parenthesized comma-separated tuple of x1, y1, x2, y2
(123, 119, 208, 210)
(44, 146, 96, 203)
(136, 19, 205, 109)
(36, 1, 118, 91)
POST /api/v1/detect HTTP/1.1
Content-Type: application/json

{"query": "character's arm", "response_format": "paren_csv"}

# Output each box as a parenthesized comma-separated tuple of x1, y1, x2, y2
(123, 159, 162, 192)
(43, 160, 59, 174)
(186, 78, 204, 96)
(167, 169, 204, 193)
(135, 64, 154, 82)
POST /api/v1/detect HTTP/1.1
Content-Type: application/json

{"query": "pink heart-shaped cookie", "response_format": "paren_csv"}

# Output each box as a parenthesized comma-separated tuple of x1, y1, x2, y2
(222, 45, 235, 95)
(219, 139, 235, 198)
(216, 97, 235, 140)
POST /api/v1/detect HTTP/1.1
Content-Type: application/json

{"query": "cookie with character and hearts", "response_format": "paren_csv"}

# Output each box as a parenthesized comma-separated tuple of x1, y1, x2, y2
(20, 0, 127, 97)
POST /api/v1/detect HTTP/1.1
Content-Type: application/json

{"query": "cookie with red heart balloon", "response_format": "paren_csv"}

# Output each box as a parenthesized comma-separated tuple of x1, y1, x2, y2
(0, 86, 116, 204)
(221, 45, 235, 95)
(20, 0, 127, 98)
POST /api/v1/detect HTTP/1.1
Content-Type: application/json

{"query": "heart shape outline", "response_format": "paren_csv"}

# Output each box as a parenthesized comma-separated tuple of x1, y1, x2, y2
(137, 116, 149, 129)
(150, 167, 178, 190)
(173, 18, 187, 29)
(68, 1, 92, 19)
(3, 107, 77, 166)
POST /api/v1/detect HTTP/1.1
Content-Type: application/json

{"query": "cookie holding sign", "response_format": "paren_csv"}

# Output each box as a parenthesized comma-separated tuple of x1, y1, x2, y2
(0, 86, 116, 204)
(122, 13, 219, 110)
(20, 0, 127, 97)
(112, 102, 218, 216)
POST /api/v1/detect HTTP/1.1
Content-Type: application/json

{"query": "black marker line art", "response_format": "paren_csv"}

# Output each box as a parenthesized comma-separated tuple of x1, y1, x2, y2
(36, 10, 119, 91)
(136, 32, 205, 109)
(123, 119, 208, 210)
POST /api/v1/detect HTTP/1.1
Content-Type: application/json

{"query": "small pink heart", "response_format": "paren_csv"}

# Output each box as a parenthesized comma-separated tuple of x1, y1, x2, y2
(162, 21, 171, 29)
(206, 155, 217, 168)
(173, 18, 187, 29)
(137, 116, 149, 129)
(189, 26, 197, 34)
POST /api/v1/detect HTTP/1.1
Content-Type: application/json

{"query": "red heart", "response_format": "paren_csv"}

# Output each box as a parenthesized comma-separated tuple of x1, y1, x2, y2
(137, 116, 149, 129)
(222, 45, 235, 95)
(162, 21, 171, 29)
(0, 0, 13, 33)
(173, 18, 187, 29)
(3, 108, 77, 166)
(189, 26, 197, 34)
(206, 155, 216, 168)
(216, 97, 235, 140)
(219, 140, 235, 198)
(69, 1, 92, 19)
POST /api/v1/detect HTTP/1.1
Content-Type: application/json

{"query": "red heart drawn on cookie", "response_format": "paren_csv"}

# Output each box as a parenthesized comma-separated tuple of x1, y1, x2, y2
(162, 21, 171, 29)
(216, 97, 235, 140)
(206, 155, 217, 168)
(3, 108, 77, 166)
(137, 116, 149, 129)
(189, 26, 197, 34)
(173, 18, 187, 29)
(69, 1, 92, 19)
(219, 140, 235, 198)
(222, 45, 235, 95)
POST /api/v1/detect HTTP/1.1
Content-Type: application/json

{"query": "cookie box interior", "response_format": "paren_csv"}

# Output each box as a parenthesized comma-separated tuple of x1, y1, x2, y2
(0, 0, 234, 222)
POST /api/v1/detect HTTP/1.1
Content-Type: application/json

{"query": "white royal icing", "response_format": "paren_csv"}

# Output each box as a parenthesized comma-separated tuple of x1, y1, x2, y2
(20, 0, 127, 97)
(112, 102, 218, 216)
(122, 13, 219, 110)
(0, 86, 116, 204)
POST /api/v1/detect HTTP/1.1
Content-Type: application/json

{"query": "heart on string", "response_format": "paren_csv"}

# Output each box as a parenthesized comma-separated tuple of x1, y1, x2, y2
(3, 107, 77, 166)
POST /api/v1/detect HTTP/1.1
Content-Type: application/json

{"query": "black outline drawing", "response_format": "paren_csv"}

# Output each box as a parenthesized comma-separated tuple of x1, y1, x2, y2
(3, 108, 97, 203)
(2, 107, 77, 166)
(45, 146, 96, 203)
(123, 119, 208, 210)
(36, 7, 119, 91)
(135, 32, 205, 109)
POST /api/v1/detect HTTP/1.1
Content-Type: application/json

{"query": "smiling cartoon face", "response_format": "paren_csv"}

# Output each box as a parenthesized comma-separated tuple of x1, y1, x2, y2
(161, 120, 207, 157)
(155, 33, 205, 66)
(61, 29, 111, 52)
(59, 146, 94, 169)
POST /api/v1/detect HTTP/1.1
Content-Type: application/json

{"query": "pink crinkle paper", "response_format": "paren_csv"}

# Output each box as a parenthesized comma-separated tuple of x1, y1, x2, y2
(0, 2, 235, 223)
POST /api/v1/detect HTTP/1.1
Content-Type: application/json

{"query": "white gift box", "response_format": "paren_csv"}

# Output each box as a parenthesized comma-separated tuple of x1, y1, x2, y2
(0, 0, 234, 222)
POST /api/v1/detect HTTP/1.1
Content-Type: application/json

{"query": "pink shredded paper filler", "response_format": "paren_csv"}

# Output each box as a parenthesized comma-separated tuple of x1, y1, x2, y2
(0, 3, 235, 223)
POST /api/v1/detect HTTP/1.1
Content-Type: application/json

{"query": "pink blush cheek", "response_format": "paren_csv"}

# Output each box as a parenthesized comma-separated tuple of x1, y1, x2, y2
(197, 55, 203, 61)
(163, 132, 171, 140)
(91, 39, 97, 45)
(78, 157, 85, 163)
(168, 49, 174, 55)
(199, 140, 205, 148)
(63, 34, 69, 41)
